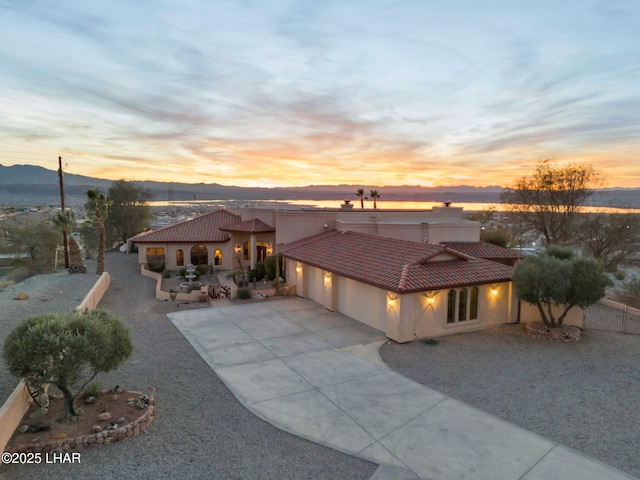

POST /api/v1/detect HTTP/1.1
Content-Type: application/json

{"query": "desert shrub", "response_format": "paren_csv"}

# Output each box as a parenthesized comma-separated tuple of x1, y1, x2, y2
(9, 266, 31, 283)
(84, 382, 102, 398)
(613, 270, 626, 281)
(236, 287, 251, 300)
(264, 256, 277, 280)
(480, 229, 510, 248)
(623, 276, 640, 298)
(546, 245, 575, 260)
(196, 264, 209, 275)
(147, 262, 165, 273)
(249, 262, 267, 282)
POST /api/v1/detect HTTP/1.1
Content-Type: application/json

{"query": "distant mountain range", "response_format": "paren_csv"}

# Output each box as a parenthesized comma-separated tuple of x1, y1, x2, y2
(0, 163, 638, 208)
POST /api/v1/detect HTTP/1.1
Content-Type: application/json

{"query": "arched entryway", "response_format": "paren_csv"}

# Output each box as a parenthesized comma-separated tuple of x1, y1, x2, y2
(191, 244, 208, 266)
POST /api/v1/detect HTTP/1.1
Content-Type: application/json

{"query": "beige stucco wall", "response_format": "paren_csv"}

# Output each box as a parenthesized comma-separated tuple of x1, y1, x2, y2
(519, 301, 585, 328)
(337, 277, 387, 332)
(75, 272, 111, 312)
(288, 257, 516, 342)
(387, 283, 513, 342)
(306, 265, 325, 306)
(0, 382, 32, 454)
(242, 206, 481, 247)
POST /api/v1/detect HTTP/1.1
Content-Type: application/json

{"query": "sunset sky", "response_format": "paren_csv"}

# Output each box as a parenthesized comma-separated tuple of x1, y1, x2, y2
(0, 0, 638, 188)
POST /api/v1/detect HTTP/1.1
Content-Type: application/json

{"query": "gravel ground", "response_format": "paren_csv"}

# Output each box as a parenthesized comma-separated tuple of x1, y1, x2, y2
(380, 324, 640, 478)
(1, 252, 376, 480)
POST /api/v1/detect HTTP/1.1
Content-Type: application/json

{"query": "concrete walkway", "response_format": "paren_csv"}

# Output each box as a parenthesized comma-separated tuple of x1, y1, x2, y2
(168, 298, 636, 480)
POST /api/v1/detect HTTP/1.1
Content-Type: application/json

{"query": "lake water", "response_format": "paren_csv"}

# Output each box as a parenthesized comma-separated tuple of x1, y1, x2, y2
(149, 199, 640, 214)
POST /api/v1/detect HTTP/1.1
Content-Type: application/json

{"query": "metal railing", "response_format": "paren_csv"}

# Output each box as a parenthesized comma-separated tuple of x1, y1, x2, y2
(584, 299, 640, 334)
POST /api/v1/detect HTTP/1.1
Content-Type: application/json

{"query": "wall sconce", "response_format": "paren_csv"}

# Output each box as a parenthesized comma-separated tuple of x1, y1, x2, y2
(296, 262, 303, 275)
(490, 284, 499, 296)
(266, 244, 273, 255)
(387, 292, 398, 308)
(324, 271, 332, 286)
(234, 244, 242, 254)
(423, 291, 436, 306)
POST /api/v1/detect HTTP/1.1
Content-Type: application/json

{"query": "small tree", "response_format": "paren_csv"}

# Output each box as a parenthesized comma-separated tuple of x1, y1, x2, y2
(3, 309, 133, 421)
(501, 160, 601, 246)
(4, 220, 58, 274)
(513, 251, 608, 327)
(106, 180, 153, 245)
(575, 212, 640, 271)
(480, 229, 510, 248)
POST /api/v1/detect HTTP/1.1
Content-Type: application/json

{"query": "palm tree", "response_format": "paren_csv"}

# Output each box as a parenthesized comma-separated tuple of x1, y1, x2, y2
(355, 188, 367, 209)
(369, 189, 380, 209)
(86, 189, 110, 275)
(52, 209, 84, 273)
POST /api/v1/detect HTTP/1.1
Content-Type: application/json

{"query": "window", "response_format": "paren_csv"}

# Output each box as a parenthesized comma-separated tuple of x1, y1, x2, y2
(447, 287, 478, 325)
(214, 249, 222, 266)
(469, 287, 478, 320)
(458, 288, 467, 322)
(190, 244, 208, 265)
(243, 241, 250, 261)
(447, 290, 456, 324)
(176, 249, 184, 267)
(146, 247, 165, 267)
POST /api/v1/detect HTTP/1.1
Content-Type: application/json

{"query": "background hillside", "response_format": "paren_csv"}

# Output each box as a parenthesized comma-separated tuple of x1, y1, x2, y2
(0, 163, 638, 207)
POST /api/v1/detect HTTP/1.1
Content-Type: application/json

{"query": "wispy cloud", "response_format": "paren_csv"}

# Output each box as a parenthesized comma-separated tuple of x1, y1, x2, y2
(0, 0, 638, 187)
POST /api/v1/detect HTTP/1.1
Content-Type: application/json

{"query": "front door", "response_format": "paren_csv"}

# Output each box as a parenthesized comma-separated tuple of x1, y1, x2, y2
(257, 245, 267, 262)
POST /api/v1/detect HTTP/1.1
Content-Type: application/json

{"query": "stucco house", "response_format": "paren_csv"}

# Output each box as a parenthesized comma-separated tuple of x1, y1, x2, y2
(133, 209, 242, 271)
(280, 230, 519, 342)
(132, 204, 524, 341)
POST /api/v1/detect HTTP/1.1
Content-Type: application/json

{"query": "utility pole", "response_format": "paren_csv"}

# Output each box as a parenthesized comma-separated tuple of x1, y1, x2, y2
(58, 156, 69, 269)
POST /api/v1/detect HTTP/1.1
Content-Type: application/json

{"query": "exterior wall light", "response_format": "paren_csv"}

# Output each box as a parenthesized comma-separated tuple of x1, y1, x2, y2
(324, 271, 332, 286)
(491, 284, 499, 296)
(234, 244, 242, 254)
(296, 262, 303, 275)
(387, 292, 398, 308)
(423, 290, 436, 305)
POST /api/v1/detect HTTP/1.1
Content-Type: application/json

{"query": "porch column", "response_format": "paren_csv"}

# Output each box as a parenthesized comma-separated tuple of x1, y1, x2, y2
(294, 261, 306, 298)
(250, 234, 257, 270)
(385, 293, 415, 343)
(323, 271, 338, 311)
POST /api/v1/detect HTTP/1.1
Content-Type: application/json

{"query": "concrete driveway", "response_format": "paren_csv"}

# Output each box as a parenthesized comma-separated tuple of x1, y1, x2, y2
(169, 298, 636, 480)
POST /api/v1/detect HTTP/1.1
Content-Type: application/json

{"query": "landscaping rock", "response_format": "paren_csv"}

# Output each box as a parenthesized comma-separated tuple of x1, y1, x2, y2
(98, 412, 112, 421)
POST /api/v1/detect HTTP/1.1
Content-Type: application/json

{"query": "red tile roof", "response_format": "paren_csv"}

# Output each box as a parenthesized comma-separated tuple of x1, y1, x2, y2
(441, 241, 525, 261)
(219, 218, 275, 233)
(280, 231, 514, 293)
(133, 209, 240, 244)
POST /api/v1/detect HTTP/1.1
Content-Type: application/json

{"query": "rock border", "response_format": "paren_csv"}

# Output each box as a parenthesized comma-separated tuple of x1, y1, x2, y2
(526, 321, 582, 342)
(6, 393, 155, 454)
